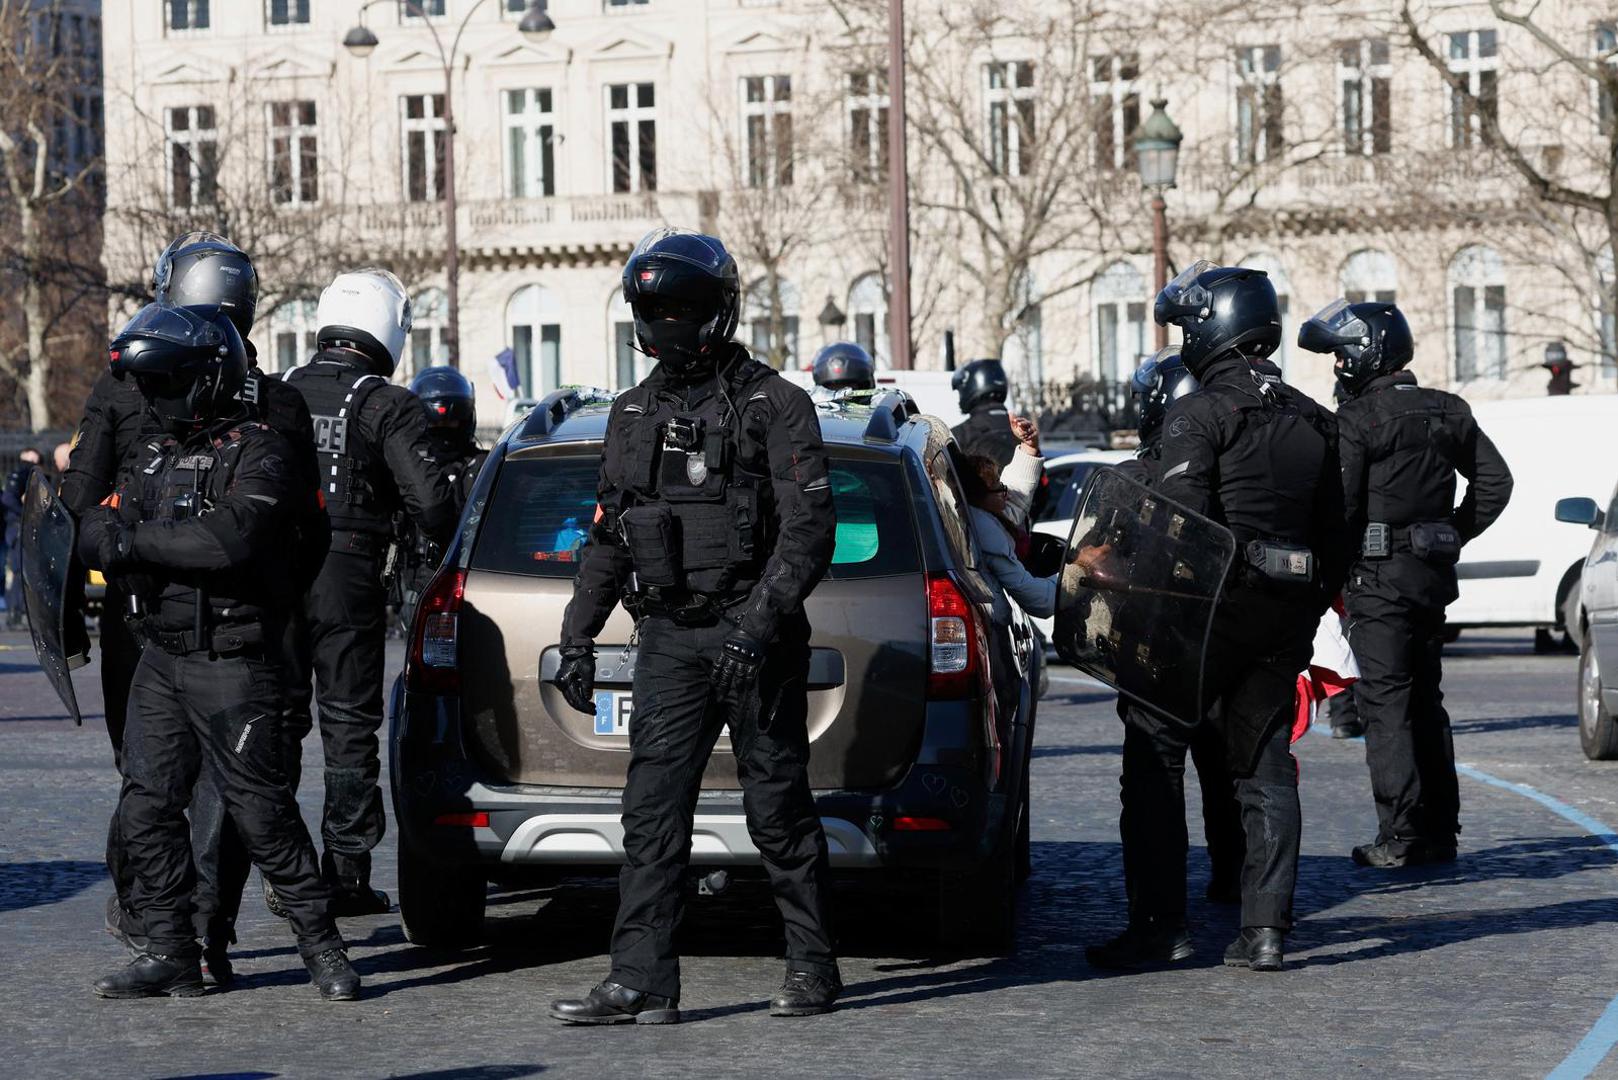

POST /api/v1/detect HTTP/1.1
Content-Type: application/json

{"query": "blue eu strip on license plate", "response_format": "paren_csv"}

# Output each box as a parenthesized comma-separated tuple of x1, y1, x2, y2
(593, 691, 632, 736)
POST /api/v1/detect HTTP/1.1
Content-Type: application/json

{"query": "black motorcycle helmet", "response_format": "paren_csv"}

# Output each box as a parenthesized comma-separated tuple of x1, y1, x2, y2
(151, 232, 258, 338)
(622, 227, 740, 381)
(812, 341, 876, 390)
(110, 302, 248, 435)
(951, 358, 1009, 414)
(1153, 261, 1281, 377)
(1298, 298, 1414, 397)
(1131, 347, 1200, 444)
(410, 365, 477, 437)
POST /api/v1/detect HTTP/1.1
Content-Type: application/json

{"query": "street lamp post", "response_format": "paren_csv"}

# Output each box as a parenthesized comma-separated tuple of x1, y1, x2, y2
(818, 294, 846, 347)
(1132, 98, 1183, 350)
(343, 2, 555, 369)
(886, 0, 912, 370)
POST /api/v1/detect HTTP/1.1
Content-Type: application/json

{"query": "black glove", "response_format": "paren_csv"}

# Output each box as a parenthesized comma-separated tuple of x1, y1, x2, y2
(553, 644, 596, 715)
(713, 629, 766, 702)
(97, 519, 138, 572)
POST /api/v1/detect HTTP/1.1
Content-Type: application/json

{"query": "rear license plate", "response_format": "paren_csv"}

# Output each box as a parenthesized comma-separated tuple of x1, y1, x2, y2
(593, 691, 633, 736)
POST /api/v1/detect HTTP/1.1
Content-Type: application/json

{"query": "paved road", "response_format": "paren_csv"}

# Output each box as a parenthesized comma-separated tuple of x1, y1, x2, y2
(1, 627, 1615, 1079)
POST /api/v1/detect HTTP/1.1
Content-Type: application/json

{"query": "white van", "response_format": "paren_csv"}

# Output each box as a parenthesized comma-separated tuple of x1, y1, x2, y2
(1448, 394, 1618, 643)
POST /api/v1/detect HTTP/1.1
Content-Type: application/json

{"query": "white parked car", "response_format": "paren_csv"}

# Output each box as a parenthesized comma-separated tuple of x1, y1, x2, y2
(1029, 449, 1134, 642)
(1556, 487, 1618, 758)
(1448, 395, 1618, 649)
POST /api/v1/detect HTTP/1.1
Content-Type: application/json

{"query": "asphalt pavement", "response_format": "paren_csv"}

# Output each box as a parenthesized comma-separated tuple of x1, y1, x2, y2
(1, 627, 1615, 1079)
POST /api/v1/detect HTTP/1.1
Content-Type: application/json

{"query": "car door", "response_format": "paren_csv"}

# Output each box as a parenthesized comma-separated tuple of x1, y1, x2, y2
(1585, 483, 1618, 695)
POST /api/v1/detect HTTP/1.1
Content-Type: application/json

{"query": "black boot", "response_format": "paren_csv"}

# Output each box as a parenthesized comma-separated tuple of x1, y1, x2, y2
(769, 970, 842, 1017)
(1351, 839, 1424, 868)
(304, 947, 361, 1001)
(323, 851, 391, 917)
(93, 952, 205, 998)
(1223, 927, 1284, 971)
(104, 894, 147, 954)
(1085, 920, 1194, 971)
(550, 981, 680, 1025)
(201, 938, 234, 989)
(1330, 719, 1365, 739)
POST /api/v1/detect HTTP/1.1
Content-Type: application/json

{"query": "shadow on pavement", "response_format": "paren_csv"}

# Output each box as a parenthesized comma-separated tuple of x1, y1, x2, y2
(0, 860, 105, 913)
(389, 1068, 545, 1079)
(1451, 713, 1576, 734)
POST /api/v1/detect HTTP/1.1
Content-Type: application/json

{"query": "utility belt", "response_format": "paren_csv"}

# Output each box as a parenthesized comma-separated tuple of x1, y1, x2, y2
(139, 620, 266, 657)
(625, 579, 748, 627)
(1361, 521, 1462, 564)
(330, 528, 389, 559)
(1237, 538, 1316, 592)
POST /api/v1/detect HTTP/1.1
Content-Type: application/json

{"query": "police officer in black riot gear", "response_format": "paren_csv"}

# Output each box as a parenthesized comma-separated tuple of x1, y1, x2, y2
(60, 233, 327, 981)
(1104, 351, 1246, 911)
(811, 341, 876, 391)
(549, 228, 840, 1025)
(396, 365, 486, 629)
(78, 302, 358, 1001)
(279, 268, 457, 916)
(950, 359, 1021, 466)
(1299, 299, 1512, 868)
(1088, 263, 1350, 974)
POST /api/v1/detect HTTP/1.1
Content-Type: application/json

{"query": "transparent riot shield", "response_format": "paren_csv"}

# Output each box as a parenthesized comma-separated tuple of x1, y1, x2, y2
(1052, 467, 1236, 726)
(21, 471, 86, 724)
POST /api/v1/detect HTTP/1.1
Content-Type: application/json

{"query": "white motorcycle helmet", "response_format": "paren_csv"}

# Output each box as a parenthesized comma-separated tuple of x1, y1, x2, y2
(316, 267, 413, 375)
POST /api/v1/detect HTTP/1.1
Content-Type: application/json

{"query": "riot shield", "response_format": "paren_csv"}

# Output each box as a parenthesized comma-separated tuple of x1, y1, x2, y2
(1053, 467, 1235, 726)
(20, 471, 86, 724)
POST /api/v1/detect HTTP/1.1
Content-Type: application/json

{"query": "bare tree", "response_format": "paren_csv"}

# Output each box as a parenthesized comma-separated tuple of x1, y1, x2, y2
(0, 0, 104, 429)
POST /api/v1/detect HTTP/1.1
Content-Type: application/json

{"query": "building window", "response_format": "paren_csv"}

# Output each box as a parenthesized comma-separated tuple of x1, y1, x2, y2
(506, 0, 545, 12)
(1447, 29, 1498, 148)
(1093, 261, 1147, 383)
(848, 272, 888, 367)
(607, 82, 656, 193)
(1340, 248, 1398, 304)
(743, 278, 800, 369)
(847, 71, 888, 184)
(1235, 45, 1283, 165)
(505, 88, 555, 198)
(401, 0, 446, 19)
(1091, 53, 1139, 171)
(741, 75, 793, 189)
(610, 292, 645, 389)
(269, 299, 319, 374)
(1450, 244, 1507, 381)
(606, 0, 649, 8)
(985, 61, 1035, 177)
(408, 288, 448, 379)
(1339, 39, 1391, 156)
(508, 284, 562, 395)
(268, 0, 311, 26)
(1239, 254, 1291, 371)
(168, 1, 210, 31)
(1596, 22, 1616, 135)
(167, 106, 217, 208)
(402, 93, 447, 202)
(270, 101, 319, 205)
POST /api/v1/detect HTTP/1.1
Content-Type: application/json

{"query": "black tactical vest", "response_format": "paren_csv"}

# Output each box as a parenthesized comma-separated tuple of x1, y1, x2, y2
(284, 358, 391, 534)
(605, 363, 774, 596)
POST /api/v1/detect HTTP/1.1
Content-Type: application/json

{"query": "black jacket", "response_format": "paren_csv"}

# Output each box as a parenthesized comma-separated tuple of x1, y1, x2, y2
(1337, 371, 1512, 544)
(562, 346, 836, 647)
(1155, 355, 1350, 601)
(952, 404, 1020, 468)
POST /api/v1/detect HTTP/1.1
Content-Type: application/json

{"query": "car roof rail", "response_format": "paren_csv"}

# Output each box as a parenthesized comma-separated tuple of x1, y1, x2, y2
(517, 387, 593, 440)
(858, 388, 918, 442)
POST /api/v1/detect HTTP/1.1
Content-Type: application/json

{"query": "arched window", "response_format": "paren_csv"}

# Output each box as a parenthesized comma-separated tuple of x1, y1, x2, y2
(1449, 245, 1507, 381)
(1340, 248, 1398, 304)
(407, 287, 449, 381)
(1003, 274, 1042, 386)
(507, 283, 562, 396)
(848, 272, 888, 368)
(1093, 260, 1147, 382)
(267, 298, 318, 374)
(609, 288, 646, 389)
(1239, 253, 1291, 371)
(743, 276, 800, 368)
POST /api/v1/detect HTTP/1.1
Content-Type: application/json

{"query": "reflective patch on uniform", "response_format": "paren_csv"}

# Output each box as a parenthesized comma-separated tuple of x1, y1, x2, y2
(245, 494, 279, 506)
(804, 478, 829, 492)
(1162, 460, 1190, 480)
(1168, 417, 1190, 439)
(259, 455, 286, 480)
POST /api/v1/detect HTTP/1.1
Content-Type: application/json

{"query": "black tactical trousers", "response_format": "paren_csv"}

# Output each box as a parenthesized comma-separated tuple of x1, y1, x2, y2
(1118, 703, 1245, 925)
(118, 644, 342, 958)
(610, 613, 837, 999)
(101, 584, 143, 908)
(285, 547, 389, 882)
(1347, 575, 1457, 847)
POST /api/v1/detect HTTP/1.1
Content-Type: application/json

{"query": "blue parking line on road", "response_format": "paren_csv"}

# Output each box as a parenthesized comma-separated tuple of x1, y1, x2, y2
(1453, 763, 1618, 1080)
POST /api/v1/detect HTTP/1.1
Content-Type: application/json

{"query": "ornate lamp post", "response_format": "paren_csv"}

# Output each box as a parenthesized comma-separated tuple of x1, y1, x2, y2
(1132, 98, 1184, 350)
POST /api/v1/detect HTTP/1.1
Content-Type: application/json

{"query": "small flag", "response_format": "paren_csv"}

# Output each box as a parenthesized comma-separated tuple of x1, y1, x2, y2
(489, 347, 521, 401)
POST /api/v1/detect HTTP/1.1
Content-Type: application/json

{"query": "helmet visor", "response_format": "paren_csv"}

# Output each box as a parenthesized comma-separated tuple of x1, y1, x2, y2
(1154, 259, 1218, 325)
(1131, 347, 1179, 395)
(114, 302, 226, 350)
(1298, 298, 1369, 355)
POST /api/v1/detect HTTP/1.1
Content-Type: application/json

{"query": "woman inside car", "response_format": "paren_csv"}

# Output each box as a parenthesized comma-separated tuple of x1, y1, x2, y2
(961, 416, 1058, 622)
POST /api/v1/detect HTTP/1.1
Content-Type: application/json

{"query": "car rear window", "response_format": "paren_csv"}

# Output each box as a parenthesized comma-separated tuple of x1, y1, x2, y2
(469, 453, 918, 580)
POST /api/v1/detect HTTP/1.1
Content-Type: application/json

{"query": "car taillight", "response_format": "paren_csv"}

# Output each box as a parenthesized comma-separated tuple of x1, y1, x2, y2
(406, 567, 466, 695)
(927, 572, 979, 699)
